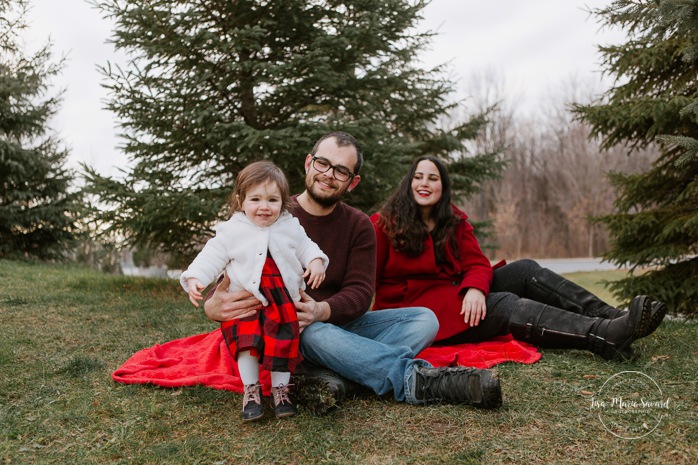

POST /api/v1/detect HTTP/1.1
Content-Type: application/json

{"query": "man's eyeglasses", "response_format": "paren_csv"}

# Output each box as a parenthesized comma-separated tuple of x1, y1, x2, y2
(311, 156, 356, 182)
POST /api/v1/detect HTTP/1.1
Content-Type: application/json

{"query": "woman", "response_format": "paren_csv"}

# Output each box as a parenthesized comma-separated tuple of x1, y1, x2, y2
(371, 156, 667, 360)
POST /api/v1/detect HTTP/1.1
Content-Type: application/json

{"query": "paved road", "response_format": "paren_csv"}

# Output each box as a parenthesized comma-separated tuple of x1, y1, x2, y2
(123, 258, 622, 278)
(527, 258, 621, 274)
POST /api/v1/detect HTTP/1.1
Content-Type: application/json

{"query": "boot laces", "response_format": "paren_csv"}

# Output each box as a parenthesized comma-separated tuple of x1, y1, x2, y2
(272, 383, 293, 407)
(422, 368, 475, 402)
(243, 383, 261, 409)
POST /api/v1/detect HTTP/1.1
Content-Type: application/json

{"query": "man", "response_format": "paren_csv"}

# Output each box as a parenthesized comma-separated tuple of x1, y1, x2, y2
(204, 131, 502, 411)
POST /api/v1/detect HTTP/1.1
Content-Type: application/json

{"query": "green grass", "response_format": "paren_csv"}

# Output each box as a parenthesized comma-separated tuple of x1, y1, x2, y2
(0, 260, 696, 464)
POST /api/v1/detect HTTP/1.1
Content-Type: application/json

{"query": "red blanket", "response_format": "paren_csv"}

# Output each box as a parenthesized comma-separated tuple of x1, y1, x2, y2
(112, 330, 540, 394)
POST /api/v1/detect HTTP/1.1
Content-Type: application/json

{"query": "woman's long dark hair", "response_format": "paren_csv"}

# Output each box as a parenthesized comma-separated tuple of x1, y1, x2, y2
(377, 156, 460, 262)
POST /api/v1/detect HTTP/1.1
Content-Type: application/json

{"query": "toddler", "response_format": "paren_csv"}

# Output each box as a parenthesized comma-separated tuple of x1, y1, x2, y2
(180, 160, 328, 421)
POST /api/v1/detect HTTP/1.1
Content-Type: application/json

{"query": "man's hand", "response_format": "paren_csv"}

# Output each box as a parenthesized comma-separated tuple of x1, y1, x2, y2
(295, 289, 330, 331)
(203, 273, 263, 322)
(460, 288, 487, 327)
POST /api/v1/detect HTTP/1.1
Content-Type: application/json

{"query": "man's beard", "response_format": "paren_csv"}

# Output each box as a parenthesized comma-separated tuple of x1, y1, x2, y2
(306, 176, 347, 208)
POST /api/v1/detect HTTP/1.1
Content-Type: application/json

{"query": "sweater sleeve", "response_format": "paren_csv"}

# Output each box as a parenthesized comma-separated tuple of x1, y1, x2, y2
(289, 201, 376, 325)
(323, 211, 376, 325)
(179, 222, 234, 292)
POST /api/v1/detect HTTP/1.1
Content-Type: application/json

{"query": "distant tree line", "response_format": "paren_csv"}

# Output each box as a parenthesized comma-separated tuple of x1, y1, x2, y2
(457, 76, 657, 260)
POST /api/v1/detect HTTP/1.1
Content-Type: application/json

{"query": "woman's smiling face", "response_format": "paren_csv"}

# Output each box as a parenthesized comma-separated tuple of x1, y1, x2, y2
(411, 159, 443, 211)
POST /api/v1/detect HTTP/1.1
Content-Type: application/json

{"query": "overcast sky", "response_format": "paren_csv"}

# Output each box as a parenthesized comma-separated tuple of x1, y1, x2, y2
(23, 0, 626, 178)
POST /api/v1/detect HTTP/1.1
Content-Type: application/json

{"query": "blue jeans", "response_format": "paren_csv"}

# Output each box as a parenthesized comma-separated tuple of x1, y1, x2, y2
(299, 307, 438, 404)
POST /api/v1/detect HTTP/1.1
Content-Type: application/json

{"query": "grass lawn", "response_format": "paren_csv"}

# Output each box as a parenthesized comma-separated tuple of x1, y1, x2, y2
(0, 260, 696, 464)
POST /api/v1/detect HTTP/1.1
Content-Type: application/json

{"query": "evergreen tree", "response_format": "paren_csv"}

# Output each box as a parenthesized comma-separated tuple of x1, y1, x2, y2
(0, 0, 82, 260)
(575, 0, 698, 315)
(86, 0, 502, 267)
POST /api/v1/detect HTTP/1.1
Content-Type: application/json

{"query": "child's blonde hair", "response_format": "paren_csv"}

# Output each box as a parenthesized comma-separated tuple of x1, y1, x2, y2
(228, 161, 291, 216)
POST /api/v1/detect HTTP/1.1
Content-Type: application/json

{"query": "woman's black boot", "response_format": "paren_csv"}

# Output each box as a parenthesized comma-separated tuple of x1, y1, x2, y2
(508, 296, 652, 361)
(525, 267, 625, 319)
(525, 268, 666, 338)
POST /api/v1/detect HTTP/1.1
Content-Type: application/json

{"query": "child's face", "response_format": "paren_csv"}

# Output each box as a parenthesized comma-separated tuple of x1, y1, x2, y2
(241, 181, 283, 227)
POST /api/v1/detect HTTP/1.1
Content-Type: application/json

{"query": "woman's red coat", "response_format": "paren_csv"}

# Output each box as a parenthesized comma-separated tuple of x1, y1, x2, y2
(370, 206, 493, 341)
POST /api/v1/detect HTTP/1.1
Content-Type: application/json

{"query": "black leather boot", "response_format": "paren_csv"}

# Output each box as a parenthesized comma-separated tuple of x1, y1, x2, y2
(508, 296, 651, 361)
(412, 366, 502, 409)
(526, 268, 667, 339)
(642, 300, 668, 338)
(526, 267, 625, 319)
(291, 362, 359, 416)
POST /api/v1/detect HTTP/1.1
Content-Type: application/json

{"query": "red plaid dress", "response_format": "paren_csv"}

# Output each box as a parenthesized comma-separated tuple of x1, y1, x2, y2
(220, 255, 302, 373)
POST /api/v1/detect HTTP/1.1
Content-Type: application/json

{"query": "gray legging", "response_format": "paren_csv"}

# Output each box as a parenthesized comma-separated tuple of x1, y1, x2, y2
(436, 259, 546, 345)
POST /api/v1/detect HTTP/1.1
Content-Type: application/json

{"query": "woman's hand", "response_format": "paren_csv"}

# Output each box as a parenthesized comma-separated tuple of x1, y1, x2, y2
(460, 288, 487, 326)
(203, 273, 263, 322)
